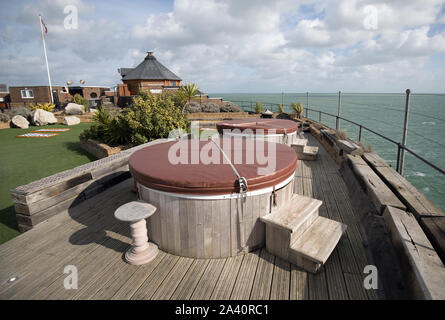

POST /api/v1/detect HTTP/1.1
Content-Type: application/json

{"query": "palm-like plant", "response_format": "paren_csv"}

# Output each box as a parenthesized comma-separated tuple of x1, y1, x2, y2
(178, 82, 199, 112)
(255, 102, 262, 114)
(291, 102, 303, 119)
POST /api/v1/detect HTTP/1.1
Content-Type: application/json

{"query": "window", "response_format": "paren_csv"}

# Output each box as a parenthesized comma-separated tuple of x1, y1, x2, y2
(21, 89, 34, 99)
(170, 81, 176, 86)
(90, 92, 98, 98)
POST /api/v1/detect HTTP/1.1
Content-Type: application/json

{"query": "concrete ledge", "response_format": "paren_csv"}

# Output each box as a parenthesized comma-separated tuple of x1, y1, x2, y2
(80, 138, 124, 159)
(10, 138, 168, 231)
(345, 154, 406, 214)
(383, 206, 445, 299)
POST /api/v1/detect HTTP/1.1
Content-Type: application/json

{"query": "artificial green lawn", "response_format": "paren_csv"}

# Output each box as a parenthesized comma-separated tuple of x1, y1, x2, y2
(0, 123, 95, 244)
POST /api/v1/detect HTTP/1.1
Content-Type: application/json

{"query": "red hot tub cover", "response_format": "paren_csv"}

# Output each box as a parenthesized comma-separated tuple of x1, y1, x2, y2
(129, 138, 298, 195)
(216, 119, 299, 135)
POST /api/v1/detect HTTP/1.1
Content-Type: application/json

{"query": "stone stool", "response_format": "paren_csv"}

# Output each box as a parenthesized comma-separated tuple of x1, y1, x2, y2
(114, 200, 158, 265)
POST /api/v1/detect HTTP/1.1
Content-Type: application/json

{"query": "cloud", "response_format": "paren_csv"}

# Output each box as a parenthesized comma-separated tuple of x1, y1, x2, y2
(1, 0, 445, 92)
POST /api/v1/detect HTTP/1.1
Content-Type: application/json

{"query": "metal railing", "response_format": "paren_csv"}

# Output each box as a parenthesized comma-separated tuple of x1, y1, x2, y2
(228, 92, 445, 177)
(304, 106, 445, 176)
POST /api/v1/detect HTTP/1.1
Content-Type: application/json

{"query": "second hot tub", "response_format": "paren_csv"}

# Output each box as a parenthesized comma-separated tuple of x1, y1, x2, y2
(216, 118, 300, 146)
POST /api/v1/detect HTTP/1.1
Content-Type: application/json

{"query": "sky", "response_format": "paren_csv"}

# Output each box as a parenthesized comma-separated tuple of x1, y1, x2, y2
(1, 0, 445, 93)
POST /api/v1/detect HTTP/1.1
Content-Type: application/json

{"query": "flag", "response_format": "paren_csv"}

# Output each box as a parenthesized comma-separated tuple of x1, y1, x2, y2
(41, 17, 48, 34)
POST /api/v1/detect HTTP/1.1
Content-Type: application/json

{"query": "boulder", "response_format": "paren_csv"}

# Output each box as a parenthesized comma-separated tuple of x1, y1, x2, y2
(63, 116, 80, 126)
(11, 115, 29, 129)
(65, 103, 85, 115)
(31, 109, 58, 126)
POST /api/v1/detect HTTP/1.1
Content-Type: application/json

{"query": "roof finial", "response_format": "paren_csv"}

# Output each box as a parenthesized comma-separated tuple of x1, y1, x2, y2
(145, 51, 155, 60)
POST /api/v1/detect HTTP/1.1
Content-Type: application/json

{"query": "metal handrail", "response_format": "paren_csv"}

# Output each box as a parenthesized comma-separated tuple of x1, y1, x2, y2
(305, 106, 445, 176)
(228, 100, 445, 176)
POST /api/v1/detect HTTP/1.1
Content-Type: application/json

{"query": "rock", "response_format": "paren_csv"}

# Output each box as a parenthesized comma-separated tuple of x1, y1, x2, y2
(63, 116, 80, 126)
(65, 103, 85, 115)
(11, 115, 29, 129)
(89, 108, 97, 113)
(31, 109, 58, 126)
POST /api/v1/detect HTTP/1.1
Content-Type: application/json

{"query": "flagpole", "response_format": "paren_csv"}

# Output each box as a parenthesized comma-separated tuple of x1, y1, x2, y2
(39, 14, 54, 104)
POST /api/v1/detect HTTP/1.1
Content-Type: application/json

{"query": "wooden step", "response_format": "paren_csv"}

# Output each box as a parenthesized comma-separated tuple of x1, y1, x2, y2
(296, 146, 319, 161)
(260, 194, 321, 235)
(291, 139, 308, 152)
(289, 216, 347, 273)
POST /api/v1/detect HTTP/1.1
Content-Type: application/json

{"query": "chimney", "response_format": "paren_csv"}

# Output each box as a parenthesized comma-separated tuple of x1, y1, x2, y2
(145, 51, 155, 59)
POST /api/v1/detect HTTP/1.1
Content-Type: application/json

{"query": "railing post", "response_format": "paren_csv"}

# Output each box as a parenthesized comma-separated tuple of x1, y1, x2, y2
(399, 89, 411, 175)
(396, 143, 401, 172)
(319, 111, 321, 122)
(358, 125, 362, 141)
(306, 92, 309, 118)
(336, 90, 342, 130)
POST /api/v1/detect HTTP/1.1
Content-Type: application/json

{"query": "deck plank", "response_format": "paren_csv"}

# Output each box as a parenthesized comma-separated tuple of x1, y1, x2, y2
(190, 258, 226, 300)
(250, 249, 275, 300)
(170, 259, 210, 300)
(211, 254, 244, 300)
(270, 257, 291, 300)
(130, 254, 180, 300)
(290, 265, 309, 300)
(230, 250, 260, 299)
(111, 251, 167, 300)
(151, 257, 194, 300)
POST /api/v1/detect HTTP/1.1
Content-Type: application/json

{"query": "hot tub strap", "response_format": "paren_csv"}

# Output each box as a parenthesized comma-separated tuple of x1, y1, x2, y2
(272, 185, 277, 206)
(211, 139, 248, 244)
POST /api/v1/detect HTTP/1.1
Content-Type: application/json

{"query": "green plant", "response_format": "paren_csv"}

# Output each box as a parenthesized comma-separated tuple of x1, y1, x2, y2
(278, 104, 284, 113)
(71, 94, 90, 112)
(29, 102, 55, 112)
(79, 92, 188, 147)
(255, 102, 262, 114)
(178, 82, 199, 111)
(291, 102, 303, 119)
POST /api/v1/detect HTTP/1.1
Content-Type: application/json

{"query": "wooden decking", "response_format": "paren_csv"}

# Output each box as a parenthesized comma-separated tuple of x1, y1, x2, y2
(0, 135, 380, 300)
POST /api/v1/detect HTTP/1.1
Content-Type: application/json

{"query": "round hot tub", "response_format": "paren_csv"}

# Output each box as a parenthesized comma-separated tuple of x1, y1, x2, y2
(216, 119, 300, 146)
(129, 138, 298, 258)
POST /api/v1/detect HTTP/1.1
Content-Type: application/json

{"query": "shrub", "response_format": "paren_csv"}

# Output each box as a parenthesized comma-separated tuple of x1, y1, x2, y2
(255, 102, 262, 114)
(8, 107, 32, 119)
(220, 102, 243, 112)
(0, 113, 10, 122)
(29, 102, 55, 112)
(201, 103, 220, 113)
(80, 92, 188, 147)
(335, 130, 347, 140)
(278, 104, 284, 113)
(71, 94, 90, 112)
(184, 102, 202, 113)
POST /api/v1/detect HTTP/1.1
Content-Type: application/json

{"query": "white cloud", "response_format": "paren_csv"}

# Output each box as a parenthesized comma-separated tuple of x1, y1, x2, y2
(1, 0, 445, 92)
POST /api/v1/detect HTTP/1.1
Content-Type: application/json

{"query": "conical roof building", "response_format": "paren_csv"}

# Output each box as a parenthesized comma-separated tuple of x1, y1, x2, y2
(118, 52, 181, 95)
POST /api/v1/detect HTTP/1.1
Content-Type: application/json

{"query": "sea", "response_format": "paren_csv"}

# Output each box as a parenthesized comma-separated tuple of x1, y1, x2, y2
(209, 93, 445, 213)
